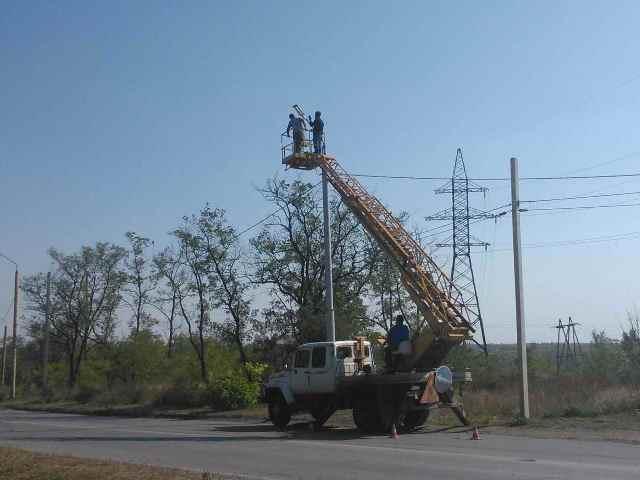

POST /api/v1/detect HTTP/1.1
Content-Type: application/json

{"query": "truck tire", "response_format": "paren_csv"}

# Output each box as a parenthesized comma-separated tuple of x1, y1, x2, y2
(353, 399, 384, 434)
(268, 393, 291, 430)
(401, 410, 429, 431)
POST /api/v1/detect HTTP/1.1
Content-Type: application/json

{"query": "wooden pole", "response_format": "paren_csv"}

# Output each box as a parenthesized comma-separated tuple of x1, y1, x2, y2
(1, 324, 7, 385)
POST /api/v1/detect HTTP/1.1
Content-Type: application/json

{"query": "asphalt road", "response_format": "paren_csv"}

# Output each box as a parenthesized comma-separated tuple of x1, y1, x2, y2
(1, 408, 639, 480)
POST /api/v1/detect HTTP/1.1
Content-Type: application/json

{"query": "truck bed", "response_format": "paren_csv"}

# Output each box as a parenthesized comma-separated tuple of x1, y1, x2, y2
(336, 371, 427, 388)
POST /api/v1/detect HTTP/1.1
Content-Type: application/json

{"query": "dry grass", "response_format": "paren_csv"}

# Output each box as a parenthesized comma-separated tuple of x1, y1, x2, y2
(0, 447, 234, 480)
(461, 379, 640, 423)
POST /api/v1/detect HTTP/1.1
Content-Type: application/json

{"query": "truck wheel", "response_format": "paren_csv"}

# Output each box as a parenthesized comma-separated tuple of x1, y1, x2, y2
(353, 399, 383, 433)
(268, 393, 291, 430)
(401, 410, 429, 431)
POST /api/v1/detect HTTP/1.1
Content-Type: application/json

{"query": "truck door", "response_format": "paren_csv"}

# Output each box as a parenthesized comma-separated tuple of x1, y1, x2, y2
(291, 347, 311, 395)
(309, 345, 335, 393)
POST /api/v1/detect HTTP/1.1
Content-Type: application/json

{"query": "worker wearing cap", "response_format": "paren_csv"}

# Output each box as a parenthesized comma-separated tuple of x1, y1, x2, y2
(286, 114, 305, 154)
(308, 111, 324, 154)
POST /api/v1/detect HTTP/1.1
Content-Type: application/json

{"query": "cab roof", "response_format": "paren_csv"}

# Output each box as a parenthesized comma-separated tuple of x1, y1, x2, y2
(299, 340, 370, 348)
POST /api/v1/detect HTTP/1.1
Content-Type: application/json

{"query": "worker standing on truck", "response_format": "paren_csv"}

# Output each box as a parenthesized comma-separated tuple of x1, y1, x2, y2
(286, 113, 305, 154)
(308, 111, 324, 153)
(388, 315, 410, 349)
(386, 315, 410, 370)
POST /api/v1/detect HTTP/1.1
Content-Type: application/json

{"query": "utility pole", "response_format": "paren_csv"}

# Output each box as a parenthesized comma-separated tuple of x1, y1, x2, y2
(322, 169, 336, 342)
(11, 268, 19, 399)
(1, 325, 7, 385)
(510, 157, 529, 419)
(43, 272, 51, 395)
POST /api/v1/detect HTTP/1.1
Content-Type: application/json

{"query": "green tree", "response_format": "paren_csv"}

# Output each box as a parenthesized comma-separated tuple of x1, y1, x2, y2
(172, 218, 214, 383)
(152, 245, 187, 358)
(197, 206, 254, 379)
(22, 243, 127, 388)
(251, 178, 370, 343)
(123, 232, 157, 334)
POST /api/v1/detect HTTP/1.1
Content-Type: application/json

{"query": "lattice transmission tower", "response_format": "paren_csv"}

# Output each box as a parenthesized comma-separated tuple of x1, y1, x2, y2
(425, 148, 494, 354)
(554, 317, 582, 375)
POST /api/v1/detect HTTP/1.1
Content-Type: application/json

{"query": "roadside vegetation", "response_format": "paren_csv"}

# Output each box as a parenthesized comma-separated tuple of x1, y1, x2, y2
(0, 177, 639, 426)
(0, 447, 231, 480)
(445, 329, 640, 424)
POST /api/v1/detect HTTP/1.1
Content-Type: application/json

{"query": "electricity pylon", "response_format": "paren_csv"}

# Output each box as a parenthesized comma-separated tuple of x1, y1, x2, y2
(554, 317, 582, 375)
(425, 148, 493, 355)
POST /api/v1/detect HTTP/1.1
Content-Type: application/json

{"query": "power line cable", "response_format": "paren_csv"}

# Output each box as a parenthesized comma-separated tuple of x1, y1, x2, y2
(353, 172, 640, 182)
(0, 253, 17, 267)
(562, 151, 640, 176)
(524, 201, 640, 212)
(521, 190, 640, 204)
(233, 181, 322, 239)
(483, 230, 640, 252)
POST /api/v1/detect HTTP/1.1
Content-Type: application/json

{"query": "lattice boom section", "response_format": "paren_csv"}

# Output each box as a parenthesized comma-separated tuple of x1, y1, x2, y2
(319, 156, 474, 340)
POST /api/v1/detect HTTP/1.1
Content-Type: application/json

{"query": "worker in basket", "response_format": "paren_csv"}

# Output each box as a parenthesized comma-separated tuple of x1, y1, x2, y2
(385, 314, 411, 371)
(286, 113, 306, 154)
(307, 110, 324, 154)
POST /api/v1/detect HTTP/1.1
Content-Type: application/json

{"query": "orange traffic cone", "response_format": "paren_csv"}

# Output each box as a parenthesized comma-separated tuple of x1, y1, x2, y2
(391, 423, 399, 439)
(470, 426, 480, 440)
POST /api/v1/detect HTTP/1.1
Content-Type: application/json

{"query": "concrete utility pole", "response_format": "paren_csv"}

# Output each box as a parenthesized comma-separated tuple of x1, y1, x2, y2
(43, 272, 51, 395)
(11, 268, 19, 399)
(1, 325, 7, 385)
(510, 157, 530, 419)
(321, 169, 336, 342)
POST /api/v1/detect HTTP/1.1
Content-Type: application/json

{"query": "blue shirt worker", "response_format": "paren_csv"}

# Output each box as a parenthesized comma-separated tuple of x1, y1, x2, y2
(308, 111, 324, 153)
(388, 315, 410, 350)
(286, 114, 305, 154)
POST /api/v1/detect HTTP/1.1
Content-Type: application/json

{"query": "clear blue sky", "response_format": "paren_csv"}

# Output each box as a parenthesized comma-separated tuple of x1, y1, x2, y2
(2, 1, 640, 342)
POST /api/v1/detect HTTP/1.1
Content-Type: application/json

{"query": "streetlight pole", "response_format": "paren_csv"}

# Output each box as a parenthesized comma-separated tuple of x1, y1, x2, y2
(43, 271, 51, 396)
(11, 268, 19, 399)
(321, 169, 336, 342)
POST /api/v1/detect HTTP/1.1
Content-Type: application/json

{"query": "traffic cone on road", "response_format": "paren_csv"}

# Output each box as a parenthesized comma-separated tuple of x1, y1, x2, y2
(391, 423, 399, 439)
(470, 426, 480, 440)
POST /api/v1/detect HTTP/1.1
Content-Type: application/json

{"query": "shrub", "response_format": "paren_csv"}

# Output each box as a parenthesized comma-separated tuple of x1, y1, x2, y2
(153, 382, 210, 409)
(208, 362, 268, 411)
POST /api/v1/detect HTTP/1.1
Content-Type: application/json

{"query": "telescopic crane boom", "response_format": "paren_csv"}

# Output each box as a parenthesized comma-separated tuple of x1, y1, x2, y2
(282, 132, 475, 370)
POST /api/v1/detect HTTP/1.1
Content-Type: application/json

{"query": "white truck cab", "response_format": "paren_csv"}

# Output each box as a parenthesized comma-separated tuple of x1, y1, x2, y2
(263, 339, 374, 427)
(266, 339, 373, 398)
